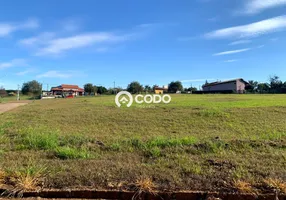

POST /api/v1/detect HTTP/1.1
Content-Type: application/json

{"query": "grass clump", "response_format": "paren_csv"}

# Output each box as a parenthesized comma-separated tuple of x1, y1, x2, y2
(128, 136, 198, 150)
(233, 180, 255, 194)
(60, 134, 93, 147)
(199, 109, 230, 118)
(133, 177, 157, 199)
(264, 178, 286, 193)
(147, 136, 198, 148)
(21, 130, 59, 150)
(3, 164, 45, 191)
(194, 140, 228, 154)
(0, 169, 5, 187)
(54, 147, 93, 159)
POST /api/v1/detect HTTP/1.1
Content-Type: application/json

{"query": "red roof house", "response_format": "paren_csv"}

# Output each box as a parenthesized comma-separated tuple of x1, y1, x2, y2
(51, 84, 84, 97)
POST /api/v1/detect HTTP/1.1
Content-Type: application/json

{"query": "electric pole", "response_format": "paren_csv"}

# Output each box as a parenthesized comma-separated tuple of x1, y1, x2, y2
(17, 84, 20, 101)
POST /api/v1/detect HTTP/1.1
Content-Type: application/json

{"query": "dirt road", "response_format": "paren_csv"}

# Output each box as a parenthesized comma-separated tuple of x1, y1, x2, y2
(0, 103, 28, 114)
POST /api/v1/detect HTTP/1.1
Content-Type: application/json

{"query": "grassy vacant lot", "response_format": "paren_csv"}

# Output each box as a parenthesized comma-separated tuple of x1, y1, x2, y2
(0, 94, 285, 193)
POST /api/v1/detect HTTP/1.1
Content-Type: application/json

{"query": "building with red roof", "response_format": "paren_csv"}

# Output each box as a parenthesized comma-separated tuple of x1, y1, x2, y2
(51, 84, 84, 96)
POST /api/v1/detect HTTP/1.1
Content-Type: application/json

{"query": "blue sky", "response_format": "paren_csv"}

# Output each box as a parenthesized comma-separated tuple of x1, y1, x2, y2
(0, 0, 286, 90)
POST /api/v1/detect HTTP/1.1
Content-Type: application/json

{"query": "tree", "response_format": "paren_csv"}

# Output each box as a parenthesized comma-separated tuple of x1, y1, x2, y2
(144, 85, 152, 93)
(22, 80, 42, 96)
(168, 81, 183, 93)
(282, 82, 286, 93)
(93, 86, 98, 94)
(152, 85, 159, 91)
(0, 86, 7, 97)
(97, 86, 108, 94)
(257, 83, 270, 94)
(202, 80, 209, 87)
(269, 75, 283, 93)
(127, 81, 143, 94)
(246, 80, 258, 93)
(84, 83, 94, 95)
(187, 87, 198, 92)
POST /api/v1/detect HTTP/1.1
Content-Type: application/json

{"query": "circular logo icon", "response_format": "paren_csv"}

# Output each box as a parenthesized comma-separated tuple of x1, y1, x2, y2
(115, 91, 133, 107)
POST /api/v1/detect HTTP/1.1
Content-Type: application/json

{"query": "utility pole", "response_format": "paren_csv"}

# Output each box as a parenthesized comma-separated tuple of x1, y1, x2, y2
(113, 81, 116, 94)
(17, 84, 20, 101)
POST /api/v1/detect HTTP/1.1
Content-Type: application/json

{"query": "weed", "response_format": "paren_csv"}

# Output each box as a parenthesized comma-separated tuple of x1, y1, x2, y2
(264, 178, 286, 193)
(144, 147, 161, 158)
(133, 177, 157, 199)
(54, 146, 93, 159)
(19, 127, 59, 150)
(60, 134, 93, 147)
(6, 165, 45, 191)
(147, 136, 197, 148)
(109, 143, 122, 151)
(233, 180, 255, 194)
(0, 169, 5, 187)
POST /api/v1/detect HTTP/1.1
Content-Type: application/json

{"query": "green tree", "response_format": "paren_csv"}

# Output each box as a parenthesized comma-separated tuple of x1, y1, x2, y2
(127, 81, 143, 94)
(84, 83, 94, 95)
(0, 86, 7, 97)
(144, 85, 152, 93)
(282, 82, 286, 93)
(97, 86, 108, 94)
(188, 87, 198, 92)
(93, 86, 98, 94)
(269, 75, 283, 93)
(22, 80, 42, 96)
(246, 80, 258, 93)
(168, 81, 183, 93)
(257, 83, 270, 94)
(152, 85, 159, 91)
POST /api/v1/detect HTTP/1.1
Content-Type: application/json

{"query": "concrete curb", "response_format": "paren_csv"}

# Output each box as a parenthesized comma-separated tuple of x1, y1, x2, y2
(0, 189, 285, 200)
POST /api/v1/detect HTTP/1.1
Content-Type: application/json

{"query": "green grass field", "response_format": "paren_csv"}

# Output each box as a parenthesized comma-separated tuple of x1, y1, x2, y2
(0, 94, 285, 193)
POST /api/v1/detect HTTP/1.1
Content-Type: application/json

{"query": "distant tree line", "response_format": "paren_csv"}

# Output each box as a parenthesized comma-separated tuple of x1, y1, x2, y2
(246, 75, 286, 94)
(4, 75, 285, 97)
(0, 86, 7, 97)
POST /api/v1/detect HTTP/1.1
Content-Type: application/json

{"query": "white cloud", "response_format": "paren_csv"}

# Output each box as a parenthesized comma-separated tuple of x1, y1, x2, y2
(224, 59, 238, 63)
(229, 40, 252, 45)
(205, 16, 286, 39)
(37, 71, 73, 78)
(20, 24, 154, 56)
(16, 68, 35, 76)
(36, 32, 125, 55)
(0, 59, 27, 70)
(36, 70, 84, 78)
(61, 19, 80, 32)
(244, 0, 286, 14)
(213, 48, 251, 56)
(19, 32, 55, 46)
(0, 19, 39, 37)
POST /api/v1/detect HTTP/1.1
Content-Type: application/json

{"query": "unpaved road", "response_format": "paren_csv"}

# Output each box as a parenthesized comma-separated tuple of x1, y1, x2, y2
(0, 103, 28, 114)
